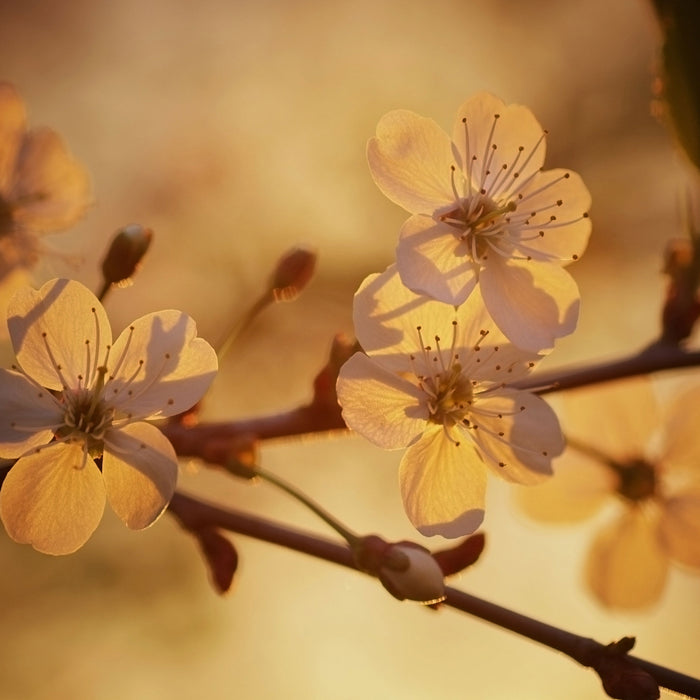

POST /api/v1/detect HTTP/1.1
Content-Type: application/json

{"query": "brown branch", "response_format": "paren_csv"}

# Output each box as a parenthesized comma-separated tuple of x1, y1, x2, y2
(515, 341, 700, 395)
(169, 492, 700, 700)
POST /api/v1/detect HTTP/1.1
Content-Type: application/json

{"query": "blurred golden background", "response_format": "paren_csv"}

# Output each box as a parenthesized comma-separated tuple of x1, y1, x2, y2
(1, 0, 698, 698)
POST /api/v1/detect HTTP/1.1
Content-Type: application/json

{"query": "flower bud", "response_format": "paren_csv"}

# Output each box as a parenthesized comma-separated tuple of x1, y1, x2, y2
(101, 224, 153, 287)
(270, 247, 316, 302)
(379, 543, 446, 604)
(353, 536, 445, 604)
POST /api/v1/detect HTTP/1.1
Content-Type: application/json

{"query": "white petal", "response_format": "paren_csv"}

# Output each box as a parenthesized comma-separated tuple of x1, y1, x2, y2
(659, 488, 700, 567)
(480, 257, 580, 352)
(470, 389, 562, 484)
(0, 368, 62, 458)
(0, 441, 106, 555)
(513, 169, 591, 263)
(452, 93, 546, 199)
(0, 82, 26, 194)
(399, 425, 486, 537)
(367, 109, 456, 214)
(396, 214, 479, 305)
(7, 278, 112, 390)
(104, 310, 217, 418)
(11, 128, 92, 232)
(353, 264, 516, 377)
(102, 422, 178, 530)
(585, 508, 668, 609)
(336, 352, 426, 449)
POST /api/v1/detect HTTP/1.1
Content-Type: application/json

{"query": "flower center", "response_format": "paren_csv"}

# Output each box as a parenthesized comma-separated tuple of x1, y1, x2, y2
(439, 190, 517, 263)
(410, 323, 475, 441)
(612, 458, 657, 502)
(54, 366, 113, 456)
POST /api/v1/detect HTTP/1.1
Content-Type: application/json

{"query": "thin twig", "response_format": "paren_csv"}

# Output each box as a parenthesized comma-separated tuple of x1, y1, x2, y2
(169, 492, 700, 699)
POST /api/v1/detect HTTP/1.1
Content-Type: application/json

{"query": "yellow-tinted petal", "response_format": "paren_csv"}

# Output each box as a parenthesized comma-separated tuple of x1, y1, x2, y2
(105, 310, 217, 418)
(564, 378, 658, 461)
(7, 278, 112, 390)
(367, 109, 455, 215)
(515, 451, 615, 523)
(660, 384, 700, 475)
(0, 441, 105, 555)
(396, 214, 479, 305)
(585, 508, 668, 609)
(102, 422, 178, 530)
(0, 368, 62, 458)
(452, 93, 546, 197)
(479, 257, 580, 352)
(471, 389, 562, 484)
(336, 352, 426, 449)
(399, 425, 486, 537)
(659, 488, 700, 567)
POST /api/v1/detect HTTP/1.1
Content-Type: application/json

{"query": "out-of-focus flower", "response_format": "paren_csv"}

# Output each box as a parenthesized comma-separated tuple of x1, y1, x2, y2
(0, 278, 218, 555)
(0, 82, 91, 281)
(367, 92, 591, 351)
(336, 265, 563, 537)
(517, 378, 700, 608)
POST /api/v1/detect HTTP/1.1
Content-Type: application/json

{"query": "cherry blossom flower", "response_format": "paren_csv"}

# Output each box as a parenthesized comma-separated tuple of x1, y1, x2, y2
(336, 265, 564, 537)
(0, 82, 91, 281)
(0, 278, 218, 555)
(517, 378, 700, 608)
(367, 92, 591, 351)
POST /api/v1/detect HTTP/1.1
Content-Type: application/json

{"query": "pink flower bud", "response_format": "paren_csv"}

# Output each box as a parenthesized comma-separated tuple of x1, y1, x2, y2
(378, 543, 446, 604)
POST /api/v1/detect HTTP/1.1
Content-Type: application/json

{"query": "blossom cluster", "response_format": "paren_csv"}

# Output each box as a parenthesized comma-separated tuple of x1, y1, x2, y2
(0, 85, 218, 555)
(337, 93, 592, 537)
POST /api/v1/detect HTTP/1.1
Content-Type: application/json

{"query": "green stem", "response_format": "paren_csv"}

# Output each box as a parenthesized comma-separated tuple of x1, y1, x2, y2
(252, 464, 360, 546)
(217, 290, 274, 362)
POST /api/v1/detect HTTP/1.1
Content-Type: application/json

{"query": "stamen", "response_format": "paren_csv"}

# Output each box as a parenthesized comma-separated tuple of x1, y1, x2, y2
(41, 332, 70, 389)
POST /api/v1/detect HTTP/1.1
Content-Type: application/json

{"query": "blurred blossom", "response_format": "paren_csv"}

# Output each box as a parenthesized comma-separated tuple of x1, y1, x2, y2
(0, 279, 218, 555)
(368, 92, 591, 352)
(0, 83, 92, 281)
(336, 265, 563, 538)
(517, 378, 700, 608)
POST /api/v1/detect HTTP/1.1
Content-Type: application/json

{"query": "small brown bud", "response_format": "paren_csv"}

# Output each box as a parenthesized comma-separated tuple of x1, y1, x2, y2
(101, 224, 153, 287)
(270, 247, 316, 301)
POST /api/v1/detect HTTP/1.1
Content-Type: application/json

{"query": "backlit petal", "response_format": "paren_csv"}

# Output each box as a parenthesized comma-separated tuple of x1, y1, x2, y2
(513, 169, 591, 262)
(396, 214, 478, 305)
(585, 508, 668, 609)
(0, 441, 105, 555)
(105, 310, 217, 418)
(399, 425, 486, 537)
(480, 257, 580, 352)
(0, 368, 62, 458)
(102, 422, 178, 530)
(367, 109, 455, 215)
(452, 93, 546, 197)
(336, 352, 426, 449)
(7, 278, 112, 390)
(470, 389, 562, 484)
